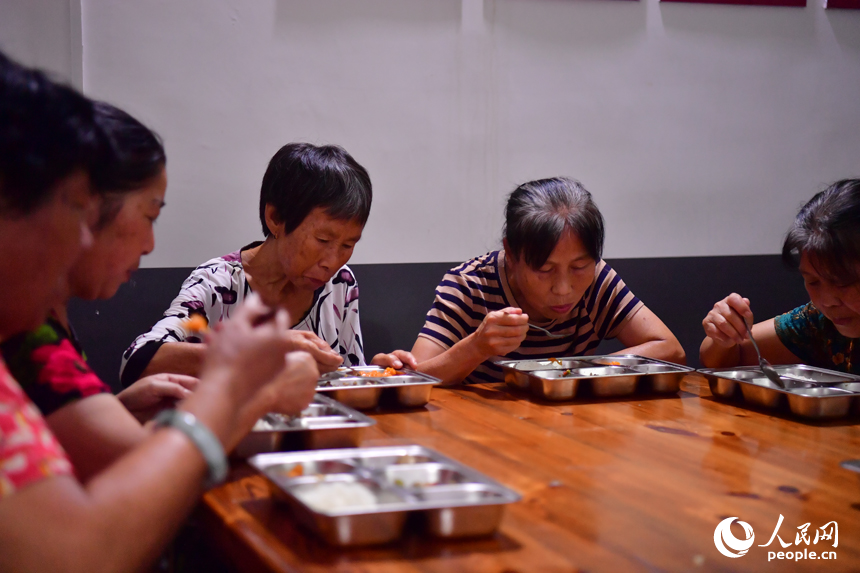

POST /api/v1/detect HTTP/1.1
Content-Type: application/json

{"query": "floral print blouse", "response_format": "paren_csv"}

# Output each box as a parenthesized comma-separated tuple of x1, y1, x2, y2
(774, 302, 859, 374)
(120, 243, 364, 386)
(0, 316, 111, 416)
(0, 358, 74, 498)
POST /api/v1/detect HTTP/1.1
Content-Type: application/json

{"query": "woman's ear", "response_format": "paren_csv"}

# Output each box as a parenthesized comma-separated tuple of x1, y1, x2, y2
(264, 203, 283, 239)
(502, 238, 517, 267)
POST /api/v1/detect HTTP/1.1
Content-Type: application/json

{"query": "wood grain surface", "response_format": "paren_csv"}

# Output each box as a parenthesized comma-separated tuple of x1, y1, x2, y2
(200, 375, 860, 572)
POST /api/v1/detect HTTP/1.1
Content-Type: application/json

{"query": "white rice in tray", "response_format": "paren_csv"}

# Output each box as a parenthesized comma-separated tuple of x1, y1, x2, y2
(294, 482, 378, 512)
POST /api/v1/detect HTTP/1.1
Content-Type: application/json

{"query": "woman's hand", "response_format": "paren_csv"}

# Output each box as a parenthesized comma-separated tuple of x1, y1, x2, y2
(116, 373, 199, 423)
(199, 294, 297, 407)
(702, 293, 754, 348)
(371, 350, 418, 370)
(285, 330, 343, 373)
(234, 350, 320, 434)
(472, 307, 530, 358)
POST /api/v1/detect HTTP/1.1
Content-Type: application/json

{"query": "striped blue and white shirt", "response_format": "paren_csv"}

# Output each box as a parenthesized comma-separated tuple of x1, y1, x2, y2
(418, 250, 643, 384)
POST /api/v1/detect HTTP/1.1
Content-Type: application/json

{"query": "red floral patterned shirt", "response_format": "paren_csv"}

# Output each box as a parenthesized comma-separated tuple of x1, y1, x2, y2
(0, 358, 73, 498)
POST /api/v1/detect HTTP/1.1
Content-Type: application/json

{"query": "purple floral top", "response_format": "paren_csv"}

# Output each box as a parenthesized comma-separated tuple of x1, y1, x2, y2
(119, 243, 364, 386)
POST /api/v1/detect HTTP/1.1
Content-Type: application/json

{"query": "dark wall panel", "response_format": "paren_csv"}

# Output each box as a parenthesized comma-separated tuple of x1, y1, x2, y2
(69, 255, 809, 393)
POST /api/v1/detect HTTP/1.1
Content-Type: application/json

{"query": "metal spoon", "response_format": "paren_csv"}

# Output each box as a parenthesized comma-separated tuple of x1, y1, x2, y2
(841, 459, 860, 474)
(738, 312, 785, 389)
(528, 323, 569, 339)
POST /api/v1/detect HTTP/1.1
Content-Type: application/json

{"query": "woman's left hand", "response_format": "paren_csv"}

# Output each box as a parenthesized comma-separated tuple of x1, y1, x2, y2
(371, 350, 418, 370)
(116, 373, 199, 423)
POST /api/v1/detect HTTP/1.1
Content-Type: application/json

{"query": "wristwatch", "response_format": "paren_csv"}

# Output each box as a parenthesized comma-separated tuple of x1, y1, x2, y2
(153, 409, 228, 489)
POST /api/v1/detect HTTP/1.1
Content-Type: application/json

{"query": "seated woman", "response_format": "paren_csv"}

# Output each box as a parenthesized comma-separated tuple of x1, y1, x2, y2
(121, 143, 414, 386)
(0, 51, 316, 573)
(700, 179, 860, 373)
(411, 177, 685, 385)
(1, 101, 204, 482)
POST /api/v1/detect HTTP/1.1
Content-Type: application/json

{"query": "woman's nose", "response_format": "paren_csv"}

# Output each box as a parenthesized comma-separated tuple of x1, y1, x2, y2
(138, 226, 154, 256)
(551, 278, 573, 296)
(318, 246, 338, 271)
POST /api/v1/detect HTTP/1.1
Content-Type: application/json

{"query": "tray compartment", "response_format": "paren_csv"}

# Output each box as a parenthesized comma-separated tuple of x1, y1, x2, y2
(786, 387, 855, 418)
(235, 394, 375, 457)
(699, 364, 860, 421)
(631, 364, 685, 393)
(497, 355, 693, 401)
(250, 445, 520, 546)
(315, 367, 441, 409)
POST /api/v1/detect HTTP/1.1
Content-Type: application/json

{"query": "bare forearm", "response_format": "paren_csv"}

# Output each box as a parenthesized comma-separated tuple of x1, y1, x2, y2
(416, 335, 489, 385)
(699, 337, 744, 368)
(47, 395, 149, 484)
(141, 342, 206, 378)
(617, 337, 686, 365)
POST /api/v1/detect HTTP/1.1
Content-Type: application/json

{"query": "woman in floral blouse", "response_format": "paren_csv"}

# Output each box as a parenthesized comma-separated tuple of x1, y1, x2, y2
(121, 142, 415, 386)
(701, 179, 860, 374)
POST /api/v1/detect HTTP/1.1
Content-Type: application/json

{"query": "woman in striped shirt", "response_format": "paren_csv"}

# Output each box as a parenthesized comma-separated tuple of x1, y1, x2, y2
(412, 177, 685, 385)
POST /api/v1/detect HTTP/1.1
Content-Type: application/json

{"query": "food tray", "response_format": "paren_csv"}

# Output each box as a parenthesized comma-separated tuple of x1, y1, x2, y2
(249, 445, 521, 546)
(496, 355, 694, 401)
(234, 394, 375, 457)
(699, 364, 860, 420)
(316, 366, 441, 410)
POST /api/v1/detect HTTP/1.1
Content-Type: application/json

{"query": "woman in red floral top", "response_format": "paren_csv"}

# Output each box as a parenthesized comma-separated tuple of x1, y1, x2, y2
(0, 51, 319, 573)
(1, 102, 199, 482)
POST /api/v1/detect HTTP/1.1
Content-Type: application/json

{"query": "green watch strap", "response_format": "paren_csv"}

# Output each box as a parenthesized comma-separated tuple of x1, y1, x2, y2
(153, 409, 228, 489)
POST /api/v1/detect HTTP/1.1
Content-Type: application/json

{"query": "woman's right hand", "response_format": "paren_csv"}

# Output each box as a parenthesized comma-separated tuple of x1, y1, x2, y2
(702, 293, 754, 348)
(285, 330, 343, 373)
(472, 307, 530, 358)
(199, 294, 298, 405)
(191, 294, 320, 448)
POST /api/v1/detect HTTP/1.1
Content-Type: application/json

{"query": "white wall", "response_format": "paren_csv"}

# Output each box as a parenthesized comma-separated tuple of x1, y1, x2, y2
(7, 0, 860, 266)
(0, 0, 81, 88)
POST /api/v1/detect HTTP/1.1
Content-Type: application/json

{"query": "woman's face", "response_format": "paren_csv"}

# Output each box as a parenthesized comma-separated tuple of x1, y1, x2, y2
(70, 168, 167, 300)
(0, 171, 96, 338)
(506, 229, 597, 322)
(270, 206, 364, 290)
(800, 252, 860, 338)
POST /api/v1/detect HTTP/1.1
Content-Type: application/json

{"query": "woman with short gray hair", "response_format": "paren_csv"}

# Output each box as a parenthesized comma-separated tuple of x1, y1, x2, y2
(412, 177, 685, 385)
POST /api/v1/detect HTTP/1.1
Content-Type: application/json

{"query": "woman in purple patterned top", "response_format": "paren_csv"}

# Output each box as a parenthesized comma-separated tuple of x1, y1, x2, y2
(121, 143, 415, 386)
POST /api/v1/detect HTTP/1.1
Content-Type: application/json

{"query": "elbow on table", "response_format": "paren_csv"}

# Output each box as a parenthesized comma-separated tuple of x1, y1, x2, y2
(662, 337, 686, 366)
(671, 344, 687, 366)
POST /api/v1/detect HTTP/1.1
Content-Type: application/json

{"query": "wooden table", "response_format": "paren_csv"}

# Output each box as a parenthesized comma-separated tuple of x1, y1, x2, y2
(200, 375, 860, 572)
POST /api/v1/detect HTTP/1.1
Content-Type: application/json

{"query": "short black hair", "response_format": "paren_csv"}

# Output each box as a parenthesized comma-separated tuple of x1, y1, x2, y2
(782, 179, 860, 284)
(259, 143, 372, 237)
(504, 177, 605, 269)
(90, 101, 166, 228)
(0, 51, 104, 216)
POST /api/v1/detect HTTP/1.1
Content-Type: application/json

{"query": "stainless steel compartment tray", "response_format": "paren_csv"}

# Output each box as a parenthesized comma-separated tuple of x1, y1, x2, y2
(234, 394, 375, 457)
(496, 355, 694, 400)
(249, 445, 521, 546)
(699, 365, 860, 420)
(316, 366, 441, 409)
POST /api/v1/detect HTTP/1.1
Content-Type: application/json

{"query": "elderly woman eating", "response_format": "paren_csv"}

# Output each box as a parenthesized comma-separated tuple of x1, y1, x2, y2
(411, 177, 685, 385)
(121, 142, 414, 386)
